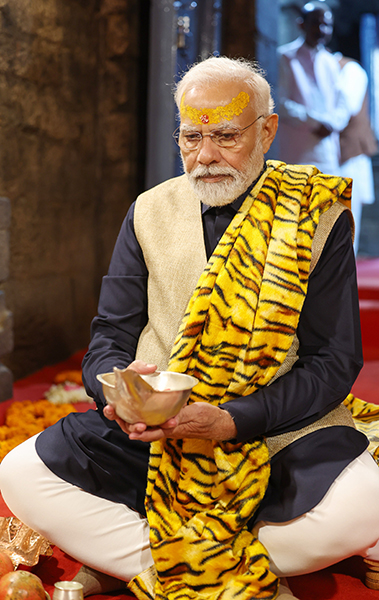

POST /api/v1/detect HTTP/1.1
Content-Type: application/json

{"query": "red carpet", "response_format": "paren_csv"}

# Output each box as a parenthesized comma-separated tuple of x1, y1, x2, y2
(357, 258, 379, 363)
(0, 257, 378, 599)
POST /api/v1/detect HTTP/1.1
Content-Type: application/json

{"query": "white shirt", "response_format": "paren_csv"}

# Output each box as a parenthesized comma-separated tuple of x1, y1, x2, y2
(277, 37, 350, 173)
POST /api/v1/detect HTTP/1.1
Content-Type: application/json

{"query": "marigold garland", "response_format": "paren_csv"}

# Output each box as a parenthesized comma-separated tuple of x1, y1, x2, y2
(0, 400, 77, 462)
(0, 370, 82, 462)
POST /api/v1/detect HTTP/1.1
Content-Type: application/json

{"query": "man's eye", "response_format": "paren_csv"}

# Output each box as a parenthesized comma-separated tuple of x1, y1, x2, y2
(214, 131, 238, 142)
(184, 133, 201, 142)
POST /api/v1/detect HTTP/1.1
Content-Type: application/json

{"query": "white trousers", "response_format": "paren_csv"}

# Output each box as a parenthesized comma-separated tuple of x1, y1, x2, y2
(0, 435, 153, 580)
(254, 449, 379, 576)
(1, 435, 379, 581)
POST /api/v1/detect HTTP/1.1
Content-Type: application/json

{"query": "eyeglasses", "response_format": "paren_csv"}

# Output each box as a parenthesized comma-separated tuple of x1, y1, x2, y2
(173, 115, 265, 151)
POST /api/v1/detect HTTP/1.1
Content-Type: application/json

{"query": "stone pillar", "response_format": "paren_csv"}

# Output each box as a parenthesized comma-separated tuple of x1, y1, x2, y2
(255, 0, 280, 159)
(0, 197, 13, 402)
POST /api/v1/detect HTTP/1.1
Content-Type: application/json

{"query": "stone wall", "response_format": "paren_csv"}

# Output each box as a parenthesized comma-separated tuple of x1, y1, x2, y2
(0, 0, 148, 380)
(0, 197, 13, 401)
(0, 0, 271, 382)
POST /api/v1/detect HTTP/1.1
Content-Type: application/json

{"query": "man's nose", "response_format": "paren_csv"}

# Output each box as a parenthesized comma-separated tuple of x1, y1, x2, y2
(196, 135, 222, 164)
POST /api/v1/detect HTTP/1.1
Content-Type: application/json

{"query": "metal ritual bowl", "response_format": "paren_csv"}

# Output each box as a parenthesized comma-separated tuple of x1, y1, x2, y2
(96, 369, 199, 426)
(52, 582, 84, 600)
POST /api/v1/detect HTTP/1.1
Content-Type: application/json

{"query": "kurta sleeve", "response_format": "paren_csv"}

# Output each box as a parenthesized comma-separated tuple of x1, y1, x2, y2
(81, 202, 149, 406)
(222, 211, 363, 442)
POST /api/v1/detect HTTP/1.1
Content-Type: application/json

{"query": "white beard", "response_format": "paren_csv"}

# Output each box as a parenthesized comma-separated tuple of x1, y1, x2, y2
(183, 150, 264, 207)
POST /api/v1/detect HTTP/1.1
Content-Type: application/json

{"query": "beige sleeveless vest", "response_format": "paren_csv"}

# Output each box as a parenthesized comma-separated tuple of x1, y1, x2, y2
(134, 174, 207, 370)
(133, 171, 355, 455)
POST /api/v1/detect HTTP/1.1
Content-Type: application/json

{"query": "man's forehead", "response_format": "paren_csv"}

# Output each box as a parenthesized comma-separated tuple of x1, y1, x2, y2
(180, 87, 251, 126)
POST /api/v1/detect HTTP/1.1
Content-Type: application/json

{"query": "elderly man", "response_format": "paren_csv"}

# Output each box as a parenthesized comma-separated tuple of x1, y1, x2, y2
(2, 56, 379, 600)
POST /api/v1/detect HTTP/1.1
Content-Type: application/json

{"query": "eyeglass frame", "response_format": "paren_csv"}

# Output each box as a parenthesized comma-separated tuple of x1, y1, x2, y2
(173, 114, 266, 151)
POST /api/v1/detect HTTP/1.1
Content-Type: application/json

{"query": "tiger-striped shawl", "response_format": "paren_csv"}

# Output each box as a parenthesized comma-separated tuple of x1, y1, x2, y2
(128, 161, 352, 600)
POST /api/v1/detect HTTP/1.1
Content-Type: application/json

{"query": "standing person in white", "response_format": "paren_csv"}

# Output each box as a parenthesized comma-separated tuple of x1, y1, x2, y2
(336, 54, 378, 254)
(277, 1, 349, 174)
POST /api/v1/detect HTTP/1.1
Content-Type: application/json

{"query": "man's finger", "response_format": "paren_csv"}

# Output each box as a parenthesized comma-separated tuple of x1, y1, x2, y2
(127, 361, 157, 374)
(103, 405, 117, 420)
(129, 429, 165, 442)
(128, 422, 148, 433)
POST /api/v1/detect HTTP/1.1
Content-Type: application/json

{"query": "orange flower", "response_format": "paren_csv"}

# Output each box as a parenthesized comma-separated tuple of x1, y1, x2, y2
(54, 370, 83, 386)
(0, 400, 77, 462)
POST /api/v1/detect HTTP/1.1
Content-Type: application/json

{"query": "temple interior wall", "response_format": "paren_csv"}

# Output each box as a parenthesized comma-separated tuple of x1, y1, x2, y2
(0, 0, 148, 381)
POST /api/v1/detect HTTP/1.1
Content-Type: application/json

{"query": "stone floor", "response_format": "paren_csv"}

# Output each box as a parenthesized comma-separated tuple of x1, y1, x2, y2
(358, 154, 379, 258)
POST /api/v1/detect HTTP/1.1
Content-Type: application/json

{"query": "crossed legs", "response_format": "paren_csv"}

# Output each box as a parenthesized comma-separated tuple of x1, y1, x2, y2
(1, 438, 379, 588)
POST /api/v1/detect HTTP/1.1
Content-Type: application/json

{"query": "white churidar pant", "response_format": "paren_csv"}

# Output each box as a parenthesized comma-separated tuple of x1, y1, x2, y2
(1, 435, 379, 580)
(0, 435, 153, 580)
(254, 449, 379, 576)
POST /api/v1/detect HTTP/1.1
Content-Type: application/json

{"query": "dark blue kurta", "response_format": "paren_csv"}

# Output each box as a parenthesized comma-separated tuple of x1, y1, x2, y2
(36, 178, 368, 521)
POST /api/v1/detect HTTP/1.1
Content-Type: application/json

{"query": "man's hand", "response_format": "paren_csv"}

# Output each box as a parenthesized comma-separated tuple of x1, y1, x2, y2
(102, 360, 157, 431)
(313, 123, 333, 138)
(127, 402, 237, 443)
(102, 361, 237, 442)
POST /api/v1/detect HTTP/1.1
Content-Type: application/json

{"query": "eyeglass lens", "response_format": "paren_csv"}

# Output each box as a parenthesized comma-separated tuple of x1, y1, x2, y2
(180, 129, 241, 149)
(174, 115, 264, 150)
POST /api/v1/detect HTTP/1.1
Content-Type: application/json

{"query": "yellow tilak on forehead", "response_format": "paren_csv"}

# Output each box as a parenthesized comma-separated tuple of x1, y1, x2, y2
(180, 91, 250, 125)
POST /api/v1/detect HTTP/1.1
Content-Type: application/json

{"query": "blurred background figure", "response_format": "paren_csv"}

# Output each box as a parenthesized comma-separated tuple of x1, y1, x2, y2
(277, 1, 349, 173)
(336, 53, 378, 254)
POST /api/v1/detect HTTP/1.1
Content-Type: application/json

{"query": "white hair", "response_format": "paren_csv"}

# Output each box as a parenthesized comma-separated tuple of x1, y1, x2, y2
(174, 56, 275, 116)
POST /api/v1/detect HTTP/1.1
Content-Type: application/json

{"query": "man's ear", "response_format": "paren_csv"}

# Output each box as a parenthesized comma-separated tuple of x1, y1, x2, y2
(262, 113, 279, 154)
